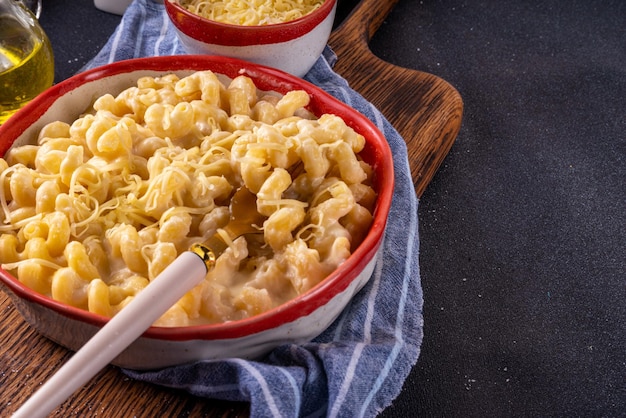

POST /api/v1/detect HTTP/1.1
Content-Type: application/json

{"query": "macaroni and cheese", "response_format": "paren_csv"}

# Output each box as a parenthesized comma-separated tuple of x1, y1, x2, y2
(0, 70, 376, 326)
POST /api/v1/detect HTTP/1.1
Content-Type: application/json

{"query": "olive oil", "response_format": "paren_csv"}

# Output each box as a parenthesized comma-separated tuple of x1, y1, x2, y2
(0, 4, 54, 125)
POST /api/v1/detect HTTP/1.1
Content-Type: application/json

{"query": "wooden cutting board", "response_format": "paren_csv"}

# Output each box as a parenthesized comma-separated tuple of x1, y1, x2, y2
(329, 0, 463, 197)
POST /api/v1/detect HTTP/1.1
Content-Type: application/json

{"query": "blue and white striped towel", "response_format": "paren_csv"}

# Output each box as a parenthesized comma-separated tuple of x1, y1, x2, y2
(83, 0, 423, 416)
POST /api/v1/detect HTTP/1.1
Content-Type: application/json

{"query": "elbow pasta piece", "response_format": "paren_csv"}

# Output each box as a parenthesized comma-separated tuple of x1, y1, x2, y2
(93, 93, 132, 117)
(189, 100, 229, 135)
(264, 206, 306, 251)
(69, 114, 96, 146)
(34, 138, 78, 175)
(134, 136, 168, 159)
(107, 224, 148, 274)
(144, 102, 195, 139)
(19, 260, 52, 295)
(5, 145, 38, 168)
(210, 237, 248, 286)
(280, 238, 329, 294)
(0, 234, 20, 263)
(256, 168, 292, 216)
(154, 303, 191, 327)
(52, 267, 88, 309)
(341, 203, 374, 250)
(65, 241, 101, 281)
(24, 237, 56, 264)
(138, 226, 158, 248)
(227, 87, 251, 116)
(276, 90, 310, 119)
(6, 206, 37, 225)
(83, 236, 110, 279)
(233, 287, 273, 317)
(146, 242, 178, 280)
(174, 70, 222, 104)
(21, 219, 48, 241)
(176, 285, 203, 321)
(227, 113, 257, 132)
(38, 120, 71, 141)
(44, 211, 71, 257)
(308, 179, 355, 259)
(103, 275, 149, 309)
(187, 174, 232, 209)
(324, 236, 352, 267)
(229, 75, 257, 108)
(0, 70, 377, 327)
(319, 114, 365, 151)
(158, 211, 192, 249)
(252, 99, 281, 125)
(0, 158, 8, 187)
(198, 205, 230, 237)
(96, 120, 134, 160)
(245, 258, 295, 302)
(141, 165, 191, 218)
(349, 183, 377, 212)
(69, 164, 111, 204)
(9, 166, 37, 207)
(328, 141, 368, 185)
(297, 137, 330, 179)
(87, 278, 112, 317)
(85, 116, 117, 158)
(112, 275, 149, 300)
(256, 124, 298, 168)
(138, 73, 179, 90)
(310, 179, 355, 222)
(35, 180, 61, 214)
(59, 145, 84, 186)
(198, 282, 235, 322)
(239, 151, 273, 193)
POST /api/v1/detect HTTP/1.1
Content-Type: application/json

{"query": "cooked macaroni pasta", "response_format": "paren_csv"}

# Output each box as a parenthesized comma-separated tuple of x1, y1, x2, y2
(0, 70, 375, 326)
(179, 0, 324, 26)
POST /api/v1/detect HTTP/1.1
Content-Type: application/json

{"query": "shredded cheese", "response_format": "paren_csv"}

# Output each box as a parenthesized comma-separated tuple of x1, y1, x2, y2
(179, 0, 325, 26)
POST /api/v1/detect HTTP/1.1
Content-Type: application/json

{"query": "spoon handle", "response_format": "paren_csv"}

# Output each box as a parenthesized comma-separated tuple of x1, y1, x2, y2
(12, 251, 208, 418)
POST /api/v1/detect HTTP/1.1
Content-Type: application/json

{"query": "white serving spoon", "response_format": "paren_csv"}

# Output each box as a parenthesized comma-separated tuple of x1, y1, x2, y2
(13, 187, 263, 417)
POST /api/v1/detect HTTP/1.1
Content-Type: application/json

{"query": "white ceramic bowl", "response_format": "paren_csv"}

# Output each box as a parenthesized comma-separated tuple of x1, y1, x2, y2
(164, 0, 337, 77)
(0, 55, 393, 370)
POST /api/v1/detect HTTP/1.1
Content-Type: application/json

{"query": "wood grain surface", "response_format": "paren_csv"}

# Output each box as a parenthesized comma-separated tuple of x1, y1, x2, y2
(0, 0, 462, 416)
(329, 0, 463, 197)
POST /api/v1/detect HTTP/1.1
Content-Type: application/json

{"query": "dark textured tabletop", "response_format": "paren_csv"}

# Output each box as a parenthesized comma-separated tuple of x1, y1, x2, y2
(39, 0, 625, 416)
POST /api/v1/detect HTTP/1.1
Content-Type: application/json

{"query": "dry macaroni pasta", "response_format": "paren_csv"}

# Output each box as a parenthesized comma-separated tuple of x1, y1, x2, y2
(0, 70, 376, 326)
(179, 0, 324, 26)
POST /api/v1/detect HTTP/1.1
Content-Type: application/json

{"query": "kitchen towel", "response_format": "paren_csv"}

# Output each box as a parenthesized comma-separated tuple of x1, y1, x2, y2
(83, 0, 423, 416)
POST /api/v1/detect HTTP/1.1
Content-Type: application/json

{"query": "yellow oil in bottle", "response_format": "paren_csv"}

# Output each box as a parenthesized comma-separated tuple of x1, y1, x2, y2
(0, 6, 54, 125)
